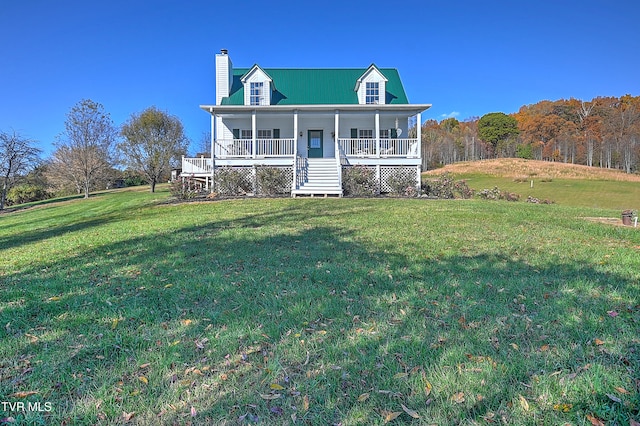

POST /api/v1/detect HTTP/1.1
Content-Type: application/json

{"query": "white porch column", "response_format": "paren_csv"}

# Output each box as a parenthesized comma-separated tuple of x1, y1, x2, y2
(292, 110, 299, 194)
(210, 108, 216, 193)
(416, 112, 422, 162)
(251, 109, 257, 158)
(375, 110, 380, 158)
(335, 109, 341, 188)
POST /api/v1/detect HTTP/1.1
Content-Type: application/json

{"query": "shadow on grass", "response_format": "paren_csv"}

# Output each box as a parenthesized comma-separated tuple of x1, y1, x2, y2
(0, 205, 638, 424)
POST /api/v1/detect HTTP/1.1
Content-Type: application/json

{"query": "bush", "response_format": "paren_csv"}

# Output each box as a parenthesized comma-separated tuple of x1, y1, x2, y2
(6, 184, 50, 205)
(477, 186, 520, 201)
(422, 172, 473, 199)
(169, 178, 203, 200)
(342, 166, 377, 197)
(256, 167, 290, 196)
(385, 169, 419, 197)
(215, 168, 252, 196)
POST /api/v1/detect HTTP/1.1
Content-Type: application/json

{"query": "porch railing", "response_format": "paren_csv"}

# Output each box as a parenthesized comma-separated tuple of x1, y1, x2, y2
(182, 156, 212, 174)
(215, 138, 295, 158)
(338, 138, 419, 158)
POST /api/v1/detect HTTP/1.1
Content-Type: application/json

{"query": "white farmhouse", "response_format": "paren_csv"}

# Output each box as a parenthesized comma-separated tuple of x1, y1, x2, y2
(182, 49, 431, 196)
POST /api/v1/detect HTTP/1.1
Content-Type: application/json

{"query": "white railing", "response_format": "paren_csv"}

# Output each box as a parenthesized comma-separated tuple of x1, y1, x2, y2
(338, 138, 420, 158)
(182, 156, 212, 174)
(215, 138, 295, 158)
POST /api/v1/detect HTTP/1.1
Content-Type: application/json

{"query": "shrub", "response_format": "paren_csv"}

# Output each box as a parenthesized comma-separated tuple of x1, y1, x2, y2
(256, 167, 290, 196)
(169, 178, 202, 200)
(385, 169, 419, 197)
(215, 168, 252, 196)
(476, 186, 520, 201)
(342, 166, 377, 197)
(422, 172, 473, 199)
(6, 184, 50, 205)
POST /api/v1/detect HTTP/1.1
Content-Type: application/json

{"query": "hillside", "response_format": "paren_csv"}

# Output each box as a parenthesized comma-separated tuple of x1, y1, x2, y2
(424, 159, 640, 182)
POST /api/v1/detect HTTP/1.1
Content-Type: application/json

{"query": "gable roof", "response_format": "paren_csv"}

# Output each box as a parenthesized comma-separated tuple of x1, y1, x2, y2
(220, 67, 410, 106)
(354, 64, 388, 92)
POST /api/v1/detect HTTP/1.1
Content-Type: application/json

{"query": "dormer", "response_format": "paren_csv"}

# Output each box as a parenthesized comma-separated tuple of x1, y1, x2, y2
(241, 65, 274, 106)
(354, 64, 388, 105)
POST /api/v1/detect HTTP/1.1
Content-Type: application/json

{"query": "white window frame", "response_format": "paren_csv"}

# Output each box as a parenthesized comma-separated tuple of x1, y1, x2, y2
(257, 129, 272, 139)
(241, 130, 252, 139)
(250, 82, 264, 105)
(379, 129, 389, 139)
(365, 82, 379, 104)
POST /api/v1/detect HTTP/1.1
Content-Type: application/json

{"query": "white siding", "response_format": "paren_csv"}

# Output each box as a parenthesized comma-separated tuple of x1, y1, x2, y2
(215, 53, 232, 105)
(357, 68, 387, 105)
(243, 68, 272, 106)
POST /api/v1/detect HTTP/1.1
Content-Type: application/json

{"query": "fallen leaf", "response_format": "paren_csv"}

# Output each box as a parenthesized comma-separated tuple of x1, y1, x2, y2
(393, 372, 408, 379)
(260, 393, 281, 400)
(139, 363, 150, 369)
(518, 394, 529, 411)
(401, 404, 420, 419)
(0, 417, 15, 423)
(540, 344, 550, 352)
(270, 383, 284, 390)
(190, 406, 197, 417)
(357, 392, 370, 402)
(111, 319, 119, 330)
(594, 338, 605, 346)
(421, 371, 432, 397)
(303, 395, 309, 411)
(181, 319, 192, 326)
(614, 386, 629, 394)
(10, 391, 38, 398)
(586, 413, 605, 426)
(138, 376, 148, 385)
(606, 393, 621, 403)
(510, 343, 519, 350)
(164, 284, 173, 288)
(451, 392, 465, 404)
(122, 412, 136, 422)
(607, 310, 619, 317)
(47, 296, 61, 301)
(382, 411, 402, 423)
(630, 419, 640, 426)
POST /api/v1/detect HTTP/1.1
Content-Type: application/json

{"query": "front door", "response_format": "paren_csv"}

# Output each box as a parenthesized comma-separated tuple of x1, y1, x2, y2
(308, 130, 323, 158)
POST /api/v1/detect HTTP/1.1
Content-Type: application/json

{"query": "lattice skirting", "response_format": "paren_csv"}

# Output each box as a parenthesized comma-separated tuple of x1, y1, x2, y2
(213, 166, 293, 196)
(379, 166, 419, 193)
(341, 165, 419, 193)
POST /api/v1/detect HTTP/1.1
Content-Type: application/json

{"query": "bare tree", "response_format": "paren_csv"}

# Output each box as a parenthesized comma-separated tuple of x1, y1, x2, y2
(48, 99, 117, 198)
(120, 106, 189, 192)
(0, 130, 42, 210)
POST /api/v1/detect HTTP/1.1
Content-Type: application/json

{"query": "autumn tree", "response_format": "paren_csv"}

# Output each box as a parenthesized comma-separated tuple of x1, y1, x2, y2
(0, 130, 42, 210)
(477, 112, 519, 157)
(49, 99, 118, 198)
(120, 107, 189, 192)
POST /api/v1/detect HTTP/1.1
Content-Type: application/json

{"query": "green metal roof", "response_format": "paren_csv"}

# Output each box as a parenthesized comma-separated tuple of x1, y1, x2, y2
(220, 67, 410, 105)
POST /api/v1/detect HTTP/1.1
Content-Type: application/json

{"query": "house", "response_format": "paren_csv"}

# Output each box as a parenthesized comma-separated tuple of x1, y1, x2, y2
(181, 49, 431, 196)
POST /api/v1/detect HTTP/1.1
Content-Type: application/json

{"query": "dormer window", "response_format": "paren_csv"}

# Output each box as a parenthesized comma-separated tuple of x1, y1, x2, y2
(250, 82, 264, 105)
(366, 82, 379, 104)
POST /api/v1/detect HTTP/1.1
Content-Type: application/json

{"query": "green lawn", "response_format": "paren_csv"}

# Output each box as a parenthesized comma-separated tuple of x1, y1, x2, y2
(1, 188, 639, 425)
(427, 173, 640, 211)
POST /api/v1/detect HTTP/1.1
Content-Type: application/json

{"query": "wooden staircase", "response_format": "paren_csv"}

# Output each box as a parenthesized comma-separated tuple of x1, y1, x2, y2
(292, 158, 343, 197)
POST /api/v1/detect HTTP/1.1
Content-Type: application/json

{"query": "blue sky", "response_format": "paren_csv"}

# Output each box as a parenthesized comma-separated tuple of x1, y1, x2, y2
(1, 0, 639, 156)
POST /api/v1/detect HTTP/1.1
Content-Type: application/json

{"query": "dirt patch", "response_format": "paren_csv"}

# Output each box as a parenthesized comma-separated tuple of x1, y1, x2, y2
(582, 217, 639, 228)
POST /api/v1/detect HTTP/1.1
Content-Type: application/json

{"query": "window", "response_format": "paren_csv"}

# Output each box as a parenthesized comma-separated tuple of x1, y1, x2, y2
(359, 129, 373, 139)
(365, 82, 379, 104)
(241, 130, 252, 139)
(250, 82, 264, 105)
(257, 129, 272, 139)
(379, 129, 389, 139)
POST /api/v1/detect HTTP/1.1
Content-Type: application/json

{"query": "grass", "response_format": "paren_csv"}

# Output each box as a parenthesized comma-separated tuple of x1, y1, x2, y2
(1, 185, 639, 425)
(424, 159, 640, 210)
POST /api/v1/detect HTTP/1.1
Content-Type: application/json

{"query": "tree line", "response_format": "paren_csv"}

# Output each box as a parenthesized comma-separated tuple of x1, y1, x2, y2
(420, 95, 640, 173)
(0, 99, 188, 210)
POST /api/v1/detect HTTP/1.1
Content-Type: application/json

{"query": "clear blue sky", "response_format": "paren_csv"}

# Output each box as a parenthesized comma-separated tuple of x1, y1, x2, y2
(2, 0, 639, 156)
